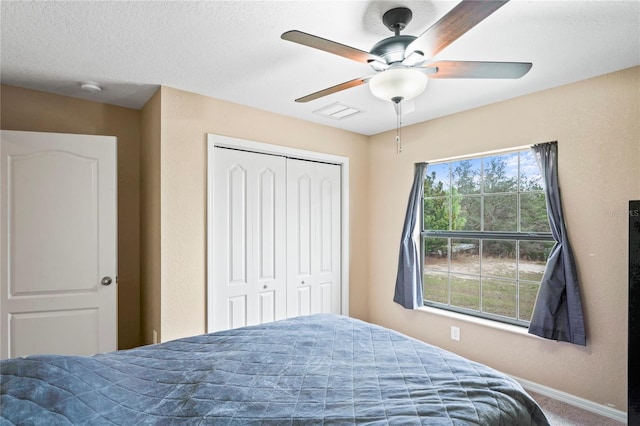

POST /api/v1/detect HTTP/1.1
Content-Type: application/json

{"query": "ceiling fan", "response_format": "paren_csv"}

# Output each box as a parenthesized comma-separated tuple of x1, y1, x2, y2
(281, 0, 532, 105)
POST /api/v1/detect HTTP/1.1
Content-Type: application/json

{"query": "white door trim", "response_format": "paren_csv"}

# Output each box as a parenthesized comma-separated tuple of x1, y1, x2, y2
(206, 134, 350, 332)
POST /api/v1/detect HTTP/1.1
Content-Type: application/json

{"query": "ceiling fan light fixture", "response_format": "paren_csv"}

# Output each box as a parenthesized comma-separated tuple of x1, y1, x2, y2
(369, 68, 428, 103)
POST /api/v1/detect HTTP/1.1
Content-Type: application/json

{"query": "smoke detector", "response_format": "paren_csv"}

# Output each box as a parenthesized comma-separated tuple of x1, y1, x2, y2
(80, 82, 102, 94)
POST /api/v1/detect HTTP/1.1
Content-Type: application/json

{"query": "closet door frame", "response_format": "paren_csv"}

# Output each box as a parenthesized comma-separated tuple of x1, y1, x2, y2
(206, 134, 350, 333)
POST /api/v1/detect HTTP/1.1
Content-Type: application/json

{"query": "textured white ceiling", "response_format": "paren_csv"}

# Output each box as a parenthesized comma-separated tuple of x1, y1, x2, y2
(1, 0, 639, 135)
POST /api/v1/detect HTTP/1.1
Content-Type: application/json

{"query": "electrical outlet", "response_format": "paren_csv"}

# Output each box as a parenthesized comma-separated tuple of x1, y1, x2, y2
(451, 326, 460, 341)
(153, 330, 158, 344)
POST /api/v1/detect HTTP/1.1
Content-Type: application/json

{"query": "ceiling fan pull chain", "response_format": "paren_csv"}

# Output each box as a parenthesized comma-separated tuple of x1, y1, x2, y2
(396, 100, 402, 154)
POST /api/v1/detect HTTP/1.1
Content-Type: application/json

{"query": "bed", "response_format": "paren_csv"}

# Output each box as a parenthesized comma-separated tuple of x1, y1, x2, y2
(1, 313, 548, 425)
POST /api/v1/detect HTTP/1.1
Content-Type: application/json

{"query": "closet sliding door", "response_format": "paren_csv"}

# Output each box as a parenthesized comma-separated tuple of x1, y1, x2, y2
(286, 158, 341, 317)
(212, 148, 287, 332)
(210, 144, 342, 332)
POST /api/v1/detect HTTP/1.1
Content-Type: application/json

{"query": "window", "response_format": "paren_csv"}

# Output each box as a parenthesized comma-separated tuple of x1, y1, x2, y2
(422, 149, 554, 326)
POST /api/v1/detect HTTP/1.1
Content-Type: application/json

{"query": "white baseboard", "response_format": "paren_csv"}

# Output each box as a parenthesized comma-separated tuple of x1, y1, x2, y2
(512, 375, 627, 424)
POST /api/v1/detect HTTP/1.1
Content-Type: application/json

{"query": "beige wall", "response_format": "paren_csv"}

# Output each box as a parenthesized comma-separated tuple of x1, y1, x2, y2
(0, 84, 142, 349)
(367, 66, 640, 410)
(140, 89, 162, 345)
(150, 86, 369, 342)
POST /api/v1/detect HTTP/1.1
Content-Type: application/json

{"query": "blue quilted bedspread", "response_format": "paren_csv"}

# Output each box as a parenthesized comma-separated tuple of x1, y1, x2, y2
(1, 314, 548, 425)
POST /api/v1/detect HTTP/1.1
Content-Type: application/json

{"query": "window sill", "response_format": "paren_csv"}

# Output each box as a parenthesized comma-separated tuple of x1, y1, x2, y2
(416, 305, 537, 338)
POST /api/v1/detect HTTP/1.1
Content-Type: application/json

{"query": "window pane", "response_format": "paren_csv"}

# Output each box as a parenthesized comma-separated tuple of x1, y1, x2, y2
(482, 240, 516, 279)
(519, 240, 555, 282)
(484, 194, 517, 231)
(424, 237, 449, 272)
(450, 239, 479, 275)
(425, 163, 450, 197)
(424, 197, 450, 230)
(519, 150, 543, 191)
(424, 271, 448, 304)
(422, 149, 554, 327)
(483, 153, 518, 193)
(520, 192, 550, 232)
(455, 196, 481, 231)
(519, 282, 540, 321)
(482, 278, 516, 318)
(450, 274, 480, 311)
(452, 159, 481, 195)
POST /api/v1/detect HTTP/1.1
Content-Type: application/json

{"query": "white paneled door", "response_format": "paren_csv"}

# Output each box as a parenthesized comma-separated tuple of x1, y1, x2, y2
(286, 159, 341, 318)
(211, 147, 341, 332)
(0, 130, 117, 359)
(212, 148, 287, 332)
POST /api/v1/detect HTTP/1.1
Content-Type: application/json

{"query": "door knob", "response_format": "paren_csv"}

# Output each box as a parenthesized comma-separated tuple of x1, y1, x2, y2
(101, 276, 113, 286)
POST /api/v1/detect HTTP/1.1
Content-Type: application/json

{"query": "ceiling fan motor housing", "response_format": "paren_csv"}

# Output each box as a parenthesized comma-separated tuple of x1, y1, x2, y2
(370, 35, 417, 68)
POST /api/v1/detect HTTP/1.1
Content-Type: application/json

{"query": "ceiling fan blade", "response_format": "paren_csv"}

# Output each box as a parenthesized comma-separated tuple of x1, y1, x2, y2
(295, 77, 370, 103)
(427, 61, 532, 79)
(405, 0, 509, 59)
(282, 30, 386, 65)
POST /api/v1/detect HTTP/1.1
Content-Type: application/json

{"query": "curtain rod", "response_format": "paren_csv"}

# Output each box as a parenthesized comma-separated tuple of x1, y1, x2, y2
(423, 144, 533, 165)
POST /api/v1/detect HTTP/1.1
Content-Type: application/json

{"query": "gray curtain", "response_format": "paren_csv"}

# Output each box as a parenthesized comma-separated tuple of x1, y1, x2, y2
(394, 163, 428, 309)
(528, 142, 586, 345)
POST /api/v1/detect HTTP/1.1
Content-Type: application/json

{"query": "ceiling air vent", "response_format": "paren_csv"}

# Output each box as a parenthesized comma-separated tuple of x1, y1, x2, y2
(313, 102, 361, 120)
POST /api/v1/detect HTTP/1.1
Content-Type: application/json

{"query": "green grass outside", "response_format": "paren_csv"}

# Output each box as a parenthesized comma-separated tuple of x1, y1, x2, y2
(424, 272, 540, 322)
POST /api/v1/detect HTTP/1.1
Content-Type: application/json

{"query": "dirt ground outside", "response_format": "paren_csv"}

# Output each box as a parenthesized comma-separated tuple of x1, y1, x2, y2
(424, 254, 547, 321)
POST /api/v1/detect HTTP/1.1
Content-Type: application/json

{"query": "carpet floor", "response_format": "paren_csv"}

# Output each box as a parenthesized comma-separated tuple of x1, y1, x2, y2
(528, 390, 625, 425)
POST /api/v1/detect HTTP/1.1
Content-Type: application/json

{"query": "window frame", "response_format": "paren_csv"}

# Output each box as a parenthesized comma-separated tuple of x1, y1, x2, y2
(420, 149, 555, 327)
